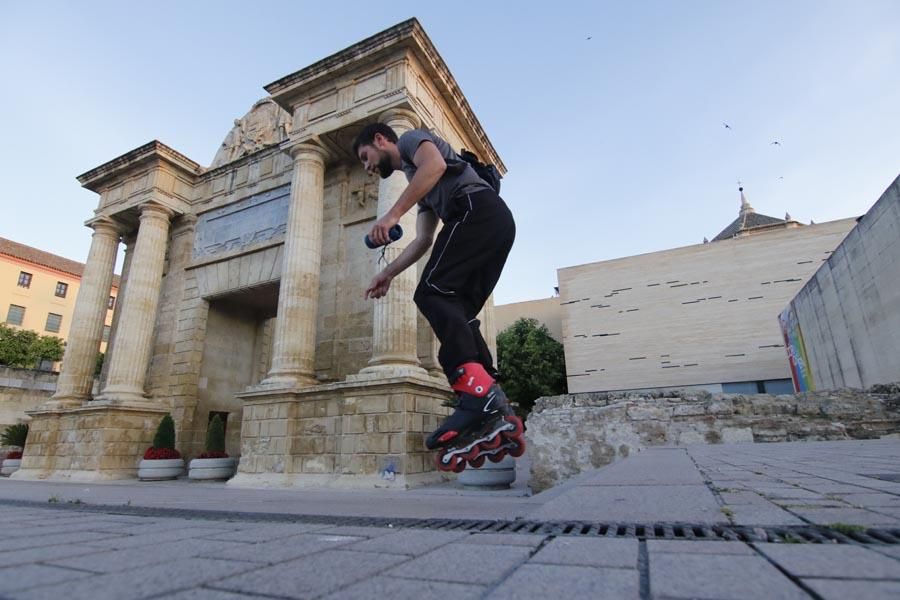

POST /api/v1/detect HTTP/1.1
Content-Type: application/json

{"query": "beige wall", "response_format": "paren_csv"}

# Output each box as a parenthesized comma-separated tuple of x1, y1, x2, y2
(559, 218, 857, 393)
(1, 254, 117, 355)
(786, 174, 900, 390)
(495, 297, 563, 342)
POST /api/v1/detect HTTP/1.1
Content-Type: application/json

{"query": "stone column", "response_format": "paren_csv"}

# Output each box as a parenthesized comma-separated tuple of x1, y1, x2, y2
(363, 108, 427, 375)
(46, 218, 121, 408)
(263, 142, 328, 387)
(97, 202, 174, 404)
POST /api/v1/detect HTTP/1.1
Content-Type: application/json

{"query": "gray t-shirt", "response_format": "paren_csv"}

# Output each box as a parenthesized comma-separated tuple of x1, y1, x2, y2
(397, 129, 492, 222)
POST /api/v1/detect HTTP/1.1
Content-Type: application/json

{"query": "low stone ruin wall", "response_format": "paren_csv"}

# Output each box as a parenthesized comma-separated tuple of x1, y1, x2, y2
(0, 366, 57, 428)
(526, 385, 900, 492)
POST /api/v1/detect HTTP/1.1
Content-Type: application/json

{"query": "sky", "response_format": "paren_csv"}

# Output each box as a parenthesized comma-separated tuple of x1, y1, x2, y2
(1, 1, 899, 305)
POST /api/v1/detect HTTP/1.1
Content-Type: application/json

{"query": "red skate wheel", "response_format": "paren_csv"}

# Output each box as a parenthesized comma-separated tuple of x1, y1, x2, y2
(502, 416, 524, 439)
(488, 449, 508, 463)
(463, 445, 482, 462)
(452, 459, 466, 473)
(480, 435, 502, 450)
(435, 452, 459, 472)
(469, 455, 486, 468)
(508, 439, 526, 458)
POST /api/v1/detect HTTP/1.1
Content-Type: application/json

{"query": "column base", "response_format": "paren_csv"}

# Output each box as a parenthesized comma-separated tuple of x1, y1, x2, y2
(15, 404, 169, 481)
(358, 363, 429, 378)
(40, 397, 86, 410)
(256, 373, 318, 390)
(235, 375, 453, 489)
(93, 385, 151, 406)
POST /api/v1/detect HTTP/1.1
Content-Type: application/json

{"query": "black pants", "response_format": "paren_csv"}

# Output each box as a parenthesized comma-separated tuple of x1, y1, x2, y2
(414, 188, 516, 380)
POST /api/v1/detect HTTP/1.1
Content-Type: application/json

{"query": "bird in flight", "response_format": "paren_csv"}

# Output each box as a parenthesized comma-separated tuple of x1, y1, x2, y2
(771, 141, 781, 145)
(723, 123, 732, 129)
(586, 36, 592, 40)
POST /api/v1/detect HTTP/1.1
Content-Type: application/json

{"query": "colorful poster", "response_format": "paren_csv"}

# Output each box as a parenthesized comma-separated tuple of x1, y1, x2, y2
(779, 306, 815, 392)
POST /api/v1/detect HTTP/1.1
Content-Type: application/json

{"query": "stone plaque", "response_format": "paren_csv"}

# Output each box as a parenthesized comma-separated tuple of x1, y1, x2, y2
(193, 185, 290, 258)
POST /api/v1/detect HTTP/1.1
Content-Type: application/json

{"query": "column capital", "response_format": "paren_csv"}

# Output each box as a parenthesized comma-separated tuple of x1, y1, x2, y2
(138, 200, 176, 222)
(86, 216, 125, 238)
(378, 108, 420, 132)
(287, 142, 329, 166)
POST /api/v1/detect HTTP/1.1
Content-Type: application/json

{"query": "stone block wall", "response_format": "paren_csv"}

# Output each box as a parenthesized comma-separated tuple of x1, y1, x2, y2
(0, 366, 57, 428)
(14, 405, 167, 480)
(527, 387, 900, 492)
(233, 375, 451, 488)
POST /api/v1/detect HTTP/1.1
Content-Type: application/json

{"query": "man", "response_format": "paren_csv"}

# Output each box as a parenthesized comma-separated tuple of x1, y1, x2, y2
(353, 123, 523, 470)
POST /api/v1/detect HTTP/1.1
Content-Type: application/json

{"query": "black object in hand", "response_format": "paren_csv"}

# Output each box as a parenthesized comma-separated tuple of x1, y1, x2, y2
(365, 224, 403, 249)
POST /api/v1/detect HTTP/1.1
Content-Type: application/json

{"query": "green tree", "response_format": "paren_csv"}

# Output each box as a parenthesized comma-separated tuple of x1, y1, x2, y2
(1, 423, 28, 448)
(152, 415, 177, 450)
(0, 324, 64, 369)
(496, 318, 567, 416)
(205, 414, 226, 454)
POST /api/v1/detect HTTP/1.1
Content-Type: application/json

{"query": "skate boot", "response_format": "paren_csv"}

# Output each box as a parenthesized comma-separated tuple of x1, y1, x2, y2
(426, 362, 526, 472)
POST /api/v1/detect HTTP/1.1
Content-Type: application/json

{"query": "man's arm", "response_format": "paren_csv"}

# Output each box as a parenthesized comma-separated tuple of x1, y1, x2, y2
(367, 140, 446, 246)
(364, 210, 439, 300)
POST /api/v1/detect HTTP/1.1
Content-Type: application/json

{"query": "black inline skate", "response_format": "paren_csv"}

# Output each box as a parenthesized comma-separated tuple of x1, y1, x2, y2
(426, 362, 525, 473)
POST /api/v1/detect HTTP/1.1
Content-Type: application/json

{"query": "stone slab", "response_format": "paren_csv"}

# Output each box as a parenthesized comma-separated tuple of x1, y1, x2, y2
(647, 539, 756, 555)
(788, 507, 900, 526)
(0, 563, 94, 594)
(385, 543, 533, 585)
(527, 484, 723, 523)
(320, 575, 486, 600)
(210, 549, 408, 599)
(529, 537, 639, 569)
(342, 529, 468, 556)
(208, 533, 365, 564)
(15, 557, 256, 600)
(648, 553, 809, 599)
(756, 543, 900, 579)
(803, 579, 900, 600)
(490, 564, 640, 599)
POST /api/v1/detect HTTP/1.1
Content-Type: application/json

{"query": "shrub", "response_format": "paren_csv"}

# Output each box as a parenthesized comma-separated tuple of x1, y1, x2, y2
(200, 414, 228, 459)
(144, 415, 180, 460)
(1, 423, 28, 448)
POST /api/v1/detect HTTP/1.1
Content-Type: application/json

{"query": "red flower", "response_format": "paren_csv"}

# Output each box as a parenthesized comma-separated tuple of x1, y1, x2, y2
(198, 451, 229, 459)
(143, 447, 182, 460)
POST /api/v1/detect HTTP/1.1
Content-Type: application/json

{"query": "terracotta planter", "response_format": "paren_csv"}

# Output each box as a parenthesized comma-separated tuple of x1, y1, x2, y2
(1, 458, 22, 477)
(188, 457, 236, 481)
(138, 458, 184, 481)
(458, 455, 516, 489)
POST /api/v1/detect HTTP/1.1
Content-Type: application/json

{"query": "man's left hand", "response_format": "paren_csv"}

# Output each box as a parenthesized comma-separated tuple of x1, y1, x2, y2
(367, 213, 400, 247)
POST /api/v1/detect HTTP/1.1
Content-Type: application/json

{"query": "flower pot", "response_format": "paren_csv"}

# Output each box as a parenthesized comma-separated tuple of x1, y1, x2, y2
(1, 458, 21, 477)
(138, 458, 184, 481)
(458, 454, 516, 489)
(188, 457, 236, 481)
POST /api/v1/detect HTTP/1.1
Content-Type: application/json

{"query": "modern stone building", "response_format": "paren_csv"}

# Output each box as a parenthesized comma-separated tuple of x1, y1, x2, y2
(495, 297, 563, 342)
(15, 19, 505, 487)
(781, 174, 900, 391)
(559, 189, 857, 394)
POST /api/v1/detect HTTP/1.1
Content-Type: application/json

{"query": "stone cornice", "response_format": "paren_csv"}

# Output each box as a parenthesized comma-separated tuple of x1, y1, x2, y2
(77, 140, 203, 192)
(264, 18, 504, 173)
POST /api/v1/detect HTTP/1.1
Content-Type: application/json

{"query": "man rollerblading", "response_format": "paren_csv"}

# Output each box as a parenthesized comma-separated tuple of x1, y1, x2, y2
(353, 123, 525, 472)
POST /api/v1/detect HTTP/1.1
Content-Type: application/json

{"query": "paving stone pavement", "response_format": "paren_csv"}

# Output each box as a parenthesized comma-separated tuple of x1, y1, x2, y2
(0, 439, 897, 598)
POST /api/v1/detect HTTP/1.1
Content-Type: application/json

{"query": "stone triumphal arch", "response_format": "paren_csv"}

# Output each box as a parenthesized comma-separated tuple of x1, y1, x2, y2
(15, 19, 505, 488)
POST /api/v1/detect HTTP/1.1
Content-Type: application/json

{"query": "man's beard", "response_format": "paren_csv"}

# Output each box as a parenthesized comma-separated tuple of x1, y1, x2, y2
(377, 154, 393, 178)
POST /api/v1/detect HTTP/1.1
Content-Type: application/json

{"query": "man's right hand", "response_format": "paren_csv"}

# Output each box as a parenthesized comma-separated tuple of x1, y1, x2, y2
(364, 270, 394, 300)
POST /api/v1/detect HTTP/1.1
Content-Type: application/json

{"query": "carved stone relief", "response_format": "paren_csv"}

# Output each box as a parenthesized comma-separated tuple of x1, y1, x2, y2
(211, 99, 292, 168)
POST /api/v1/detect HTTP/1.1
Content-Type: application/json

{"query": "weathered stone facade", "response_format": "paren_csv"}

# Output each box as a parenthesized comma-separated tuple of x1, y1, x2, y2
(15, 19, 504, 487)
(526, 387, 900, 492)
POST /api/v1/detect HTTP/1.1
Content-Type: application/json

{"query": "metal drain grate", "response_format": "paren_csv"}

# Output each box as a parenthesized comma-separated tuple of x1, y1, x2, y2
(2, 499, 898, 545)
